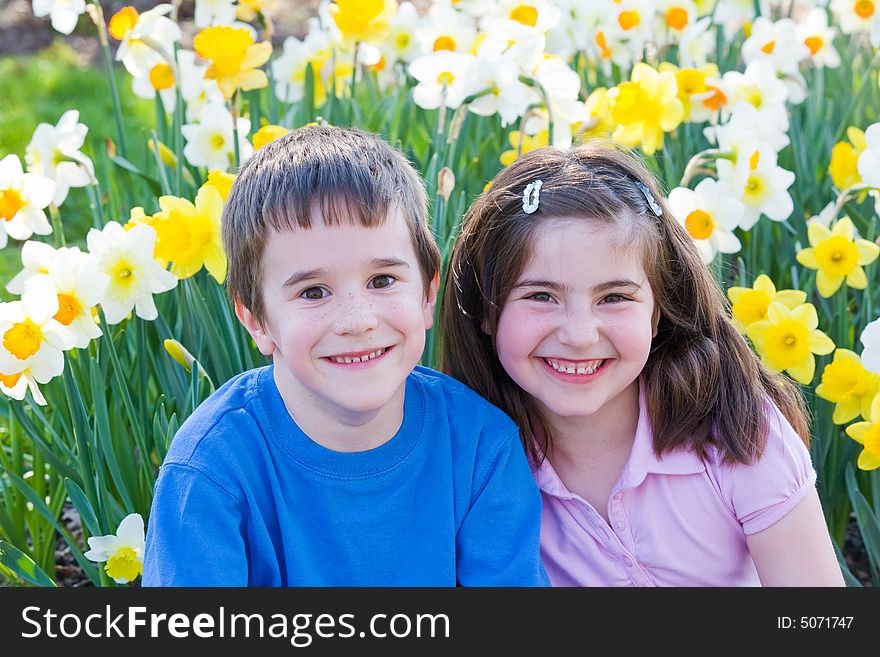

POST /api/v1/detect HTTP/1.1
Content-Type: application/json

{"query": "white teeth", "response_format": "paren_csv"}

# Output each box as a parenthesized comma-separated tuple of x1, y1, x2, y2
(545, 358, 604, 375)
(331, 348, 385, 364)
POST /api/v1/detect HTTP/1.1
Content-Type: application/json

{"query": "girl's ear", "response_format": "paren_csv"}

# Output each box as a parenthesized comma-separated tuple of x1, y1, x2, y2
(235, 298, 276, 357)
(651, 304, 661, 338)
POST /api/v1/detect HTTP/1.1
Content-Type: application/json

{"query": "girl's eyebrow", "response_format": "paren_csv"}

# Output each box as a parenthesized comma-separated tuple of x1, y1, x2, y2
(282, 258, 410, 289)
(512, 279, 642, 293)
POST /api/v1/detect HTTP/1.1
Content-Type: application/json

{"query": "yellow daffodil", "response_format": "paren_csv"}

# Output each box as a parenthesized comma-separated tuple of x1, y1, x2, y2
(726, 274, 807, 334)
(204, 170, 235, 202)
(608, 63, 684, 155)
(659, 62, 721, 123)
(579, 87, 615, 140)
(236, 0, 275, 23)
(828, 127, 867, 191)
(816, 349, 880, 424)
(252, 124, 291, 150)
(152, 185, 227, 283)
(84, 513, 145, 584)
(329, 0, 397, 44)
(193, 26, 272, 99)
(746, 301, 835, 384)
(845, 393, 880, 470)
(795, 216, 879, 297)
(500, 130, 549, 166)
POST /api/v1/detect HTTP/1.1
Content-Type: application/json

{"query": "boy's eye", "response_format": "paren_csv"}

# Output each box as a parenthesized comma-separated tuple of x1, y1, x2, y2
(369, 274, 396, 289)
(300, 286, 328, 300)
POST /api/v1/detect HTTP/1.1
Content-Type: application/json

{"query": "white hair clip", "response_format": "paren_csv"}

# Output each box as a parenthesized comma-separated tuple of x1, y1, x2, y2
(634, 179, 663, 217)
(522, 179, 543, 214)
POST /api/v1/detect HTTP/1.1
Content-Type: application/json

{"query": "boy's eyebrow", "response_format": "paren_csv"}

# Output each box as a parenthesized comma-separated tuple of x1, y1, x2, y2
(513, 279, 643, 293)
(281, 258, 411, 289)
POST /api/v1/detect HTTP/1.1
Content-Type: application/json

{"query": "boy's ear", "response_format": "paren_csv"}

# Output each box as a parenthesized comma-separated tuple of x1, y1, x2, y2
(234, 298, 276, 357)
(422, 272, 440, 330)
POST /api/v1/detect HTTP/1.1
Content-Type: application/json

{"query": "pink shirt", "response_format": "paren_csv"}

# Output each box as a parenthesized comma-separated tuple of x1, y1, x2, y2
(534, 387, 816, 586)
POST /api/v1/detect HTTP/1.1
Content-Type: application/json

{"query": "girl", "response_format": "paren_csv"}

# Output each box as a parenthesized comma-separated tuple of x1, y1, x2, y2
(440, 143, 844, 586)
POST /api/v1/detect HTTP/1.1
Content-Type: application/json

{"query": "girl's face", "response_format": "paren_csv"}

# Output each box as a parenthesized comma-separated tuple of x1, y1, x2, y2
(495, 217, 657, 430)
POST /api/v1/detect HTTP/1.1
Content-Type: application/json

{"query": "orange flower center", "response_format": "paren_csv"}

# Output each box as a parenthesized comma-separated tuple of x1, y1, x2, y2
(665, 7, 689, 30)
(855, 0, 875, 19)
(3, 320, 42, 361)
(433, 35, 456, 52)
(510, 5, 538, 27)
(0, 187, 24, 221)
(109, 6, 139, 41)
(618, 11, 641, 30)
(804, 36, 823, 55)
(685, 210, 714, 240)
(761, 40, 775, 54)
(54, 294, 81, 326)
(149, 63, 175, 91)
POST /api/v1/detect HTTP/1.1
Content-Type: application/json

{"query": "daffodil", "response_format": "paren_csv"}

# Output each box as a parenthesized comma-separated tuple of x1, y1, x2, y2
(0, 366, 48, 406)
(816, 349, 880, 424)
(608, 63, 685, 155)
(716, 147, 795, 230)
(194, 0, 237, 28)
(489, 0, 561, 33)
(500, 130, 549, 166)
(6, 240, 55, 295)
(329, 0, 398, 44)
(181, 101, 253, 171)
(797, 7, 841, 69)
(86, 222, 178, 325)
(667, 178, 743, 264)
(25, 110, 95, 207)
(858, 123, 880, 188)
(845, 393, 880, 470)
(831, 0, 878, 36)
(0, 284, 75, 384)
(678, 16, 715, 68)
(109, 4, 181, 79)
(720, 60, 789, 129)
(829, 127, 867, 190)
(236, 0, 275, 23)
(525, 56, 591, 148)
(252, 124, 291, 150)
(862, 318, 880, 374)
(416, 2, 477, 56)
(795, 217, 879, 297)
(193, 25, 272, 99)
(741, 17, 809, 79)
(727, 274, 807, 334)
(151, 185, 227, 283)
(16, 246, 109, 349)
(84, 513, 145, 584)
(409, 50, 476, 111)
(204, 170, 235, 201)
(656, 0, 697, 39)
(580, 87, 615, 140)
(0, 155, 55, 247)
(746, 301, 835, 384)
(271, 32, 354, 107)
(32, 0, 86, 35)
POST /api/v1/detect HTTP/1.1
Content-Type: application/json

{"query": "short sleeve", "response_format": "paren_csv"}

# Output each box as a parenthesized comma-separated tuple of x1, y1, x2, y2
(142, 463, 249, 586)
(719, 402, 817, 536)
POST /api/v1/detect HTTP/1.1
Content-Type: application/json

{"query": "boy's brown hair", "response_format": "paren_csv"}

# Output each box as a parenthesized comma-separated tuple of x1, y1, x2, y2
(440, 141, 810, 466)
(222, 125, 441, 324)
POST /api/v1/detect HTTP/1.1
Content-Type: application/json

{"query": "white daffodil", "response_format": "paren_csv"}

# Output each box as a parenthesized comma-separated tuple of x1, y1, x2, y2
(668, 178, 744, 264)
(831, 0, 879, 37)
(476, 19, 546, 73)
(0, 366, 48, 406)
(742, 17, 809, 76)
(654, 0, 698, 44)
(797, 7, 841, 69)
(857, 123, 880, 188)
(585, 23, 635, 70)
(176, 50, 225, 121)
(0, 284, 75, 384)
(376, 0, 422, 67)
(706, 101, 789, 162)
(545, 0, 603, 58)
(409, 50, 476, 110)
(0, 155, 55, 247)
(25, 110, 95, 207)
(861, 318, 880, 374)
(32, 0, 86, 34)
(86, 222, 178, 325)
(181, 102, 253, 171)
(713, 0, 755, 39)
(676, 16, 714, 67)
(719, 60, 790, 128)
(21, 246, 109, 349)
(463, 51, 534, 126)
(110, 4, 182, 79)
(84, 513, 145, 584)
(270, 29, 351, 107)
(717, 147, 795, 230)
(524, 55, 591, 148)
(7, 240, 55, 294)
(486, 0, 562, 34)
(194, 0, 237, 28)
(605, 0, 655, 50)
(415, 1, 477, 55)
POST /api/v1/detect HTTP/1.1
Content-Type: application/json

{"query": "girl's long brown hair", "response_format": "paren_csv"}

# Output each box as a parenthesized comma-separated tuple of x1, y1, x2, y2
(440, 142, 809, 465)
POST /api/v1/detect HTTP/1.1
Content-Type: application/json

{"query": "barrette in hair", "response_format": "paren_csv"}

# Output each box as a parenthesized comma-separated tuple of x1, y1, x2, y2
(634, 179, 663, 217)
(522, 179, 543, 214)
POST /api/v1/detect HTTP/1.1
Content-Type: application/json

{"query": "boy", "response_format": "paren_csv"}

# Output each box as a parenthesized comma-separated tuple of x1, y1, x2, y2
(142, 125, 547, 586)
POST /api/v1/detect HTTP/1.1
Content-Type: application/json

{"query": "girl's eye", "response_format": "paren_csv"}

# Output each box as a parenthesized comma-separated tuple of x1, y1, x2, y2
(601, 293, 627, 304)
(300, 286, 328, 300)
(526, 292, 554, 303)
(370, 274, 396, 289)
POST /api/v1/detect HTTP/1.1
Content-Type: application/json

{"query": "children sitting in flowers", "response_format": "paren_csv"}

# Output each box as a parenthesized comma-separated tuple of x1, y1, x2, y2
(142, 125, 548, 586)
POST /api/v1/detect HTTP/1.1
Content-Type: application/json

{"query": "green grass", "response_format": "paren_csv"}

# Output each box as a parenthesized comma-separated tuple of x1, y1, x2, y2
(0, 40, 153, 289)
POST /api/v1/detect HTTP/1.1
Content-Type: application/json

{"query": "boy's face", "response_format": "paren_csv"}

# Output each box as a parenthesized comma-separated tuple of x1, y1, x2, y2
(237, 207, 438, 431)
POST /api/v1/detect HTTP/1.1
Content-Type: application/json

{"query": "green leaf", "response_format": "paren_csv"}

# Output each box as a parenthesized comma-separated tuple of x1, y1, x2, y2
(845, 464, 880, 583)
(64, 478, 101, 539)
(0, 541, 57, 587)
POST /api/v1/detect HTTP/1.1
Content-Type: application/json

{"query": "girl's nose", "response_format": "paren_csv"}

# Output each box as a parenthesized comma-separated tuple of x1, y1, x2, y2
(556, 308, 600, 347)
(333, 294, 379, 335)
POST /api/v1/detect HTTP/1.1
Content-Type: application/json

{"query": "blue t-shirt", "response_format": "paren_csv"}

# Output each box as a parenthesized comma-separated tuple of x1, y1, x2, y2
(142, 365, 548, 586)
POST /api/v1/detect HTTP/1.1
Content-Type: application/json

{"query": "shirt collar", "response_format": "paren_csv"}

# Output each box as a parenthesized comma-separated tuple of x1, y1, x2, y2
(532, 381, 705, 497)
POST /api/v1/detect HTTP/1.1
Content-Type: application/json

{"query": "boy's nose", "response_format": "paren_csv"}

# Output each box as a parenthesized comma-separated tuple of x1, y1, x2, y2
(333, 294, 379, 335)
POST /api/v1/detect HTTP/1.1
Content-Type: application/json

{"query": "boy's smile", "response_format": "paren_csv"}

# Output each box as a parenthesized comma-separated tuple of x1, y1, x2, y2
(237, 207, 437, 451)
